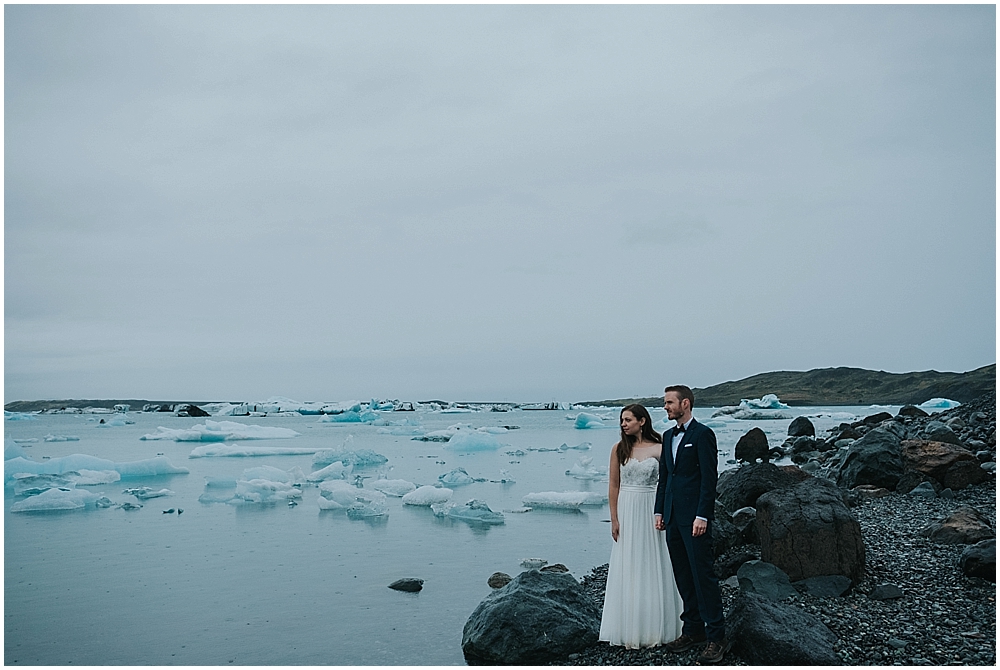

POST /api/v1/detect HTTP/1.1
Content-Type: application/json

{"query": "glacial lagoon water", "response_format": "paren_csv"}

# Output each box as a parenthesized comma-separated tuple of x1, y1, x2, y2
(4, 403, 903, 665)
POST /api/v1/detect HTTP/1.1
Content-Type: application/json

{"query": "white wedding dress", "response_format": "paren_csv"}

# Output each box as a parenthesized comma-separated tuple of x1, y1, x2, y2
(599, 457, 684, 649)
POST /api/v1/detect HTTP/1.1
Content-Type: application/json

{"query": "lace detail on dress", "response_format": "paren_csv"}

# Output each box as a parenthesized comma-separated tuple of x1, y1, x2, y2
(620, 457, 659, 487)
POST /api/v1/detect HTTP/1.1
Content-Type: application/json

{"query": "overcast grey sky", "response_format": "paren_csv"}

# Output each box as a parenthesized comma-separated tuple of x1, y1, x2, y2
(5, 4, 996, 403)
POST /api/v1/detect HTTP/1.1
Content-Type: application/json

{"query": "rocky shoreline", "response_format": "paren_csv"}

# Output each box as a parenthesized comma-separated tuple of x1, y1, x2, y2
(532, 393, 997, 666)
(559, 478, 995, 665)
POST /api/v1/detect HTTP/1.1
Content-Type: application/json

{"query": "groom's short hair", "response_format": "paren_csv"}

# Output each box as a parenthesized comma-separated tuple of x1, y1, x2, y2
(664, 385, 695, 409)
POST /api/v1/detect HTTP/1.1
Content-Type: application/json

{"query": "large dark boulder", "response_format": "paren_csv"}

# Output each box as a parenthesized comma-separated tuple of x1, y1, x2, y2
(736, 560, 797, 600)
(712, 502, 744, 558)
(717, 463, 801, 514)
(735, 427, 770, 464)
(728, 591, 840, 666)
(788, 416, 816, 438)
(862, 412, 893, 426)
(920, 507, 995, 545)
(836, 428, 904, 490)
(898, 405, 929, 418)
(923, 421, 963, 446)
(960, 539, 996, 581)
(461, 570, 599, 664)
(900, 440, 988, 490)
(756, 479, 865, 583)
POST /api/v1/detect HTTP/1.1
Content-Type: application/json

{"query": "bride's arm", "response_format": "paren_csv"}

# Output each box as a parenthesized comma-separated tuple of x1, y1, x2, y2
(609, 445, 621, 542)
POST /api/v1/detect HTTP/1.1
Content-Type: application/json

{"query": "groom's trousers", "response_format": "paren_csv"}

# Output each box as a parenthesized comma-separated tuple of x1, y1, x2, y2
(666, 518, 725, 642)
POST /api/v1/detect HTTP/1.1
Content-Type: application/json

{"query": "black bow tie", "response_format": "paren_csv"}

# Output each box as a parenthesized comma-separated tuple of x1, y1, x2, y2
(674, 424, 686, 434)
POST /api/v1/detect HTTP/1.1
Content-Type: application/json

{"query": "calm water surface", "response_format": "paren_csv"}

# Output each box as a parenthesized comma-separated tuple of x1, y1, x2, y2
(5, 404, 897, 665)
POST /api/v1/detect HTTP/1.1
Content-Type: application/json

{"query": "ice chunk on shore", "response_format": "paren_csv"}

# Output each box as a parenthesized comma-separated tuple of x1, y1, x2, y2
(402, 485, 454, 506)
(445, 431, 501, 452)
(434, 499, 504, 525)
(439, 467, 480, 486)
(371, 479, 417, 497)
(5, 411, 38, 421)
(141, 420, 300, 442)
(189, 444, 322, 458)
(307, 460, 353, 482)
(522, 491, 608, 509)
(919, 398, 961, 410)
(5, 454, 188, 482)
(11, 487, 98, 512)
(574, 413, 607, 429)
(565, 456, 609, 481)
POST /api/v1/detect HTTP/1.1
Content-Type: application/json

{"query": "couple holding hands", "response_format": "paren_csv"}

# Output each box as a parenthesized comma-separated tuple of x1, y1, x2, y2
(598, 385, 729, 664)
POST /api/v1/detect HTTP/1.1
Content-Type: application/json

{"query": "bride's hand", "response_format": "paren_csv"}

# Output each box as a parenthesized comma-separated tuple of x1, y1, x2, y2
(611, 519, 620, 542)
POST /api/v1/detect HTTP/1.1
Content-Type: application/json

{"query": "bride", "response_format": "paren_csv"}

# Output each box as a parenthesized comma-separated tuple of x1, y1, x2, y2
(599, 404, 684, 648)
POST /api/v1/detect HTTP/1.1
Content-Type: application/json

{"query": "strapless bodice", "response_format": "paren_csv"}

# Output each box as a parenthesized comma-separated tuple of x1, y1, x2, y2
(620, 457, 659, 487)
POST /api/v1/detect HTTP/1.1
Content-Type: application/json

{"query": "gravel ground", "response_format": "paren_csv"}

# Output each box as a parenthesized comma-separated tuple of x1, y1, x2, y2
(553, 479, 996, 666)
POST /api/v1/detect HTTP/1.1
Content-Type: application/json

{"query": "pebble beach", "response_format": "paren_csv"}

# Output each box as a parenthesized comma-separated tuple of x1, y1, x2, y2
(555, 479, 995, 666)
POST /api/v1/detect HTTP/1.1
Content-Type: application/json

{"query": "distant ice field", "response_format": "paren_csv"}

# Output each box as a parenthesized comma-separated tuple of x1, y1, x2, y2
(4, 403, 905, 665)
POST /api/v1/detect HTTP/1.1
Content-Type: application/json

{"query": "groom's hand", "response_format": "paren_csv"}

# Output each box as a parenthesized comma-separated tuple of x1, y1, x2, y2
(692, 518, 707, 537)
(654, 514, 664, 531)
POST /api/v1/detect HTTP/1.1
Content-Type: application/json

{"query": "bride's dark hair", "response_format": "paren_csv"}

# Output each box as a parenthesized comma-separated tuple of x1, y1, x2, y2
(615, 404, 662, 466)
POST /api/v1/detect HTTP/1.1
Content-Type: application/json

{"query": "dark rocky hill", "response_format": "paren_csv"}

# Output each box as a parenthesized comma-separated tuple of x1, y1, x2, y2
(588, 364, 996, 407)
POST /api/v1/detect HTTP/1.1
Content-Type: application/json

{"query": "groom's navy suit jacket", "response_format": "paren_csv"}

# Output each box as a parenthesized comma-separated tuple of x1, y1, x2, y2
(654, 418, 718, 525)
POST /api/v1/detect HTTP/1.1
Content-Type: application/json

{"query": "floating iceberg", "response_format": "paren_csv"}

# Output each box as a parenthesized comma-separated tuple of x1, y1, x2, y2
(306, 461, 354, 482)
(445, 431, 501, 452)
(242, 465, 303, 485)
(11, 487, 97, 512)
(574, 413, 607, 429)
(370, 479, 417, 497)
(141, 420, 300, 442)
(189, 444, 322, 458)
(317, 480, 361, 509)
(919, 398, 961, 410)
(805, 411, 858, 422)
(477, 426, 508, 434)
(376, 426, 425, 436)
(522, 491, 609, 509)
(67, 469, 121, 486)
(740, 394, 790, 409)
(559, 442, 592, 451)
(124, 486, 173, 500)
(205, 476, 238, 487)
(5, 454, 189, 483)
(565, 456, 609, 481)
(319, 410, 378, 424)
(402, 485, 454, 506)
(433, 499, 504, 525)
(5, 411, 38, 421)
(235, 478, 302, 504)
(312, 448, 388, 468)
(346, 489, 388, 519)
(731, 409, 793, 420)
(438, 467, 479, 486)
(44, 434, 81, 442)
(12, 473, 74, 496)
(5, 439, 27, 461)
(97, 415, 133, 427)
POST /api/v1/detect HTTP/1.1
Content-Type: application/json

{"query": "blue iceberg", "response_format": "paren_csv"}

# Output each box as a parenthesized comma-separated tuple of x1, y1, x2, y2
(574, 413, 608, 429)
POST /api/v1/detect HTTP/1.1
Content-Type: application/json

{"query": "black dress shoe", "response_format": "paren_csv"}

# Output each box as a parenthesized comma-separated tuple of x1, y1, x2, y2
(664, 633, 707, 652)
(696, 638, 731, 664)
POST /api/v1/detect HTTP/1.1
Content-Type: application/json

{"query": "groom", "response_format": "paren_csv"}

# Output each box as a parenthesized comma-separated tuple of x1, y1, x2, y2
(654, 385, 728, 664)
